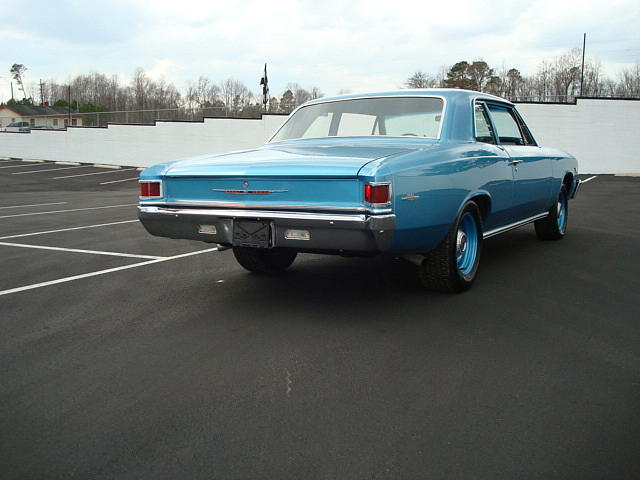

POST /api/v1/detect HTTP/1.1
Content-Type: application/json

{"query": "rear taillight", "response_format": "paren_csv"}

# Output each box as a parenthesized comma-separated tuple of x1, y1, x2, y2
(140, 180, 162, 199)
(364, 182, 391, 205)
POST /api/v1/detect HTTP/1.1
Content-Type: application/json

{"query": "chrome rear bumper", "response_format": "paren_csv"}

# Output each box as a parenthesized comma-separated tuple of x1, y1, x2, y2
(138, 206, 396, 253)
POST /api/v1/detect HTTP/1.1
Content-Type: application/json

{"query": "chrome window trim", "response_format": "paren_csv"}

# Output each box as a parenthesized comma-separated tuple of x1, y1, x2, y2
(267, 95, 447, 143)
(472, 99, 497, 144)
(139, 179, 163, 200)
(139, 200, 392, 214)
(483, 212, 549, 239)
(511, 107, 539, 147)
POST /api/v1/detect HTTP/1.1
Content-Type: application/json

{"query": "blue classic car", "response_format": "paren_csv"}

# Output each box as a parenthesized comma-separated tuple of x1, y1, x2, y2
(139, 89, 579, 292)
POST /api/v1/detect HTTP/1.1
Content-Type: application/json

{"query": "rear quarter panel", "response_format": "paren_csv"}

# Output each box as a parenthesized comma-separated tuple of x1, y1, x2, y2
(366, 142, 512, 253)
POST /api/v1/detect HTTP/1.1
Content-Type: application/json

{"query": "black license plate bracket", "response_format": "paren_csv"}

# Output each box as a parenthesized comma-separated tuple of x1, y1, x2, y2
(232, 220, 271, 248)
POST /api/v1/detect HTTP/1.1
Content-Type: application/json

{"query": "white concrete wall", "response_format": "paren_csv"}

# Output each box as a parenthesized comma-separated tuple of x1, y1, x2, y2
(517, 99, 640, 174)
(0, 115, 288, 168)
(0, 100, 638, 174)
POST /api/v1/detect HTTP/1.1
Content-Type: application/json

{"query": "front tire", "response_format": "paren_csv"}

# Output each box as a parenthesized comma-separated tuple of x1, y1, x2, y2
(535, 186, 568, 240)
(232, 247, 297, 274)
(419, 201, 483, 293)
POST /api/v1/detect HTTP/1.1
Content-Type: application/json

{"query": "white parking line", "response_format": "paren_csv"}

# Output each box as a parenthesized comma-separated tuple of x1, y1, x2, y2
(54, 168, 136, 179)
(0, 163, 53, 169)
(581, 175, 597, 183)
(93, 164, 122, 169)
(0, 220, 138, 240)
(0, 247, 218, 297)
(0, 204, 136, 219)
(100, 177, 139, 185)
(0, 241, 163, 259)
(13, 165, 92, 175)
(0, 202, 67, 210)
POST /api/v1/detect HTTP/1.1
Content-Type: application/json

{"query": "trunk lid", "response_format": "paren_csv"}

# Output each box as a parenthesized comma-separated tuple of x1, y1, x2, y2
(165, 144, 411, 177)
(162, 142, 414, 210)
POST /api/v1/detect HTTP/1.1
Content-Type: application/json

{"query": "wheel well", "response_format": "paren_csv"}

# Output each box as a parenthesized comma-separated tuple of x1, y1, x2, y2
(562, 173, 574, 193)
(469, 195, 491, 221)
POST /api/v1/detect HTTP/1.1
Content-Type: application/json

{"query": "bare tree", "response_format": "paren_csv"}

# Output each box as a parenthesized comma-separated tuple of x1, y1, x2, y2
(616, 63, 640, 97)
(405, 71, 436, 88)
(309, 87, 324, 100)
(550, 49, 582, 101)
(220, 78, 252, 116)
(581, 58, 604, 96)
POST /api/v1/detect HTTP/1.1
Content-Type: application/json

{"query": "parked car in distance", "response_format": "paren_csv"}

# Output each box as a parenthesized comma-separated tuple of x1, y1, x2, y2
(139, 89, 579, 292)
(2, 121, 30, 132)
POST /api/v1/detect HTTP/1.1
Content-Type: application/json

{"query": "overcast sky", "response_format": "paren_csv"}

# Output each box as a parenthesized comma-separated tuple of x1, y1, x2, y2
(1, 0, 638, 102)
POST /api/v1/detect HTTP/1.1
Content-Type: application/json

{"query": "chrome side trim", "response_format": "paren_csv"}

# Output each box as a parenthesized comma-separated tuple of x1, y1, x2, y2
(139, 205, 387, 223)
(483, 212, 549, 239)
(139, 200, 392, 214)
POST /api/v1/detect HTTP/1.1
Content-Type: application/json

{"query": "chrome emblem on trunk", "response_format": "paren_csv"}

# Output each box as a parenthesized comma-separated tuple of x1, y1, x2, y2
(242, 181, 250, 188)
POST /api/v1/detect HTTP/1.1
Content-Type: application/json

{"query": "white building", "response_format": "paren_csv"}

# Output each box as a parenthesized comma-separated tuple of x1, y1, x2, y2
(0, 103, 83, 129)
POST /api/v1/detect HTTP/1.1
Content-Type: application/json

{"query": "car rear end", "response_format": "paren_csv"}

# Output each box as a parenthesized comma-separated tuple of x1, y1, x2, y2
(138, 170, 396, 255)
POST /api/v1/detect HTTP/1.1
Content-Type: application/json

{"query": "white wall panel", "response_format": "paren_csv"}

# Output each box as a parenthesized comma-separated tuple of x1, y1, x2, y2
(1, 101, 638, 174)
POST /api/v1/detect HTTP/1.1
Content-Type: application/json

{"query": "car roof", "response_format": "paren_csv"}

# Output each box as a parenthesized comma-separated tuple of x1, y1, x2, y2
(302, 88, 513, 107)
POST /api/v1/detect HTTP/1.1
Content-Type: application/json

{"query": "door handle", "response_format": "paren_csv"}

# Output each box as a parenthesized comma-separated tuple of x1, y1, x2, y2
(508, 159, 523, 165)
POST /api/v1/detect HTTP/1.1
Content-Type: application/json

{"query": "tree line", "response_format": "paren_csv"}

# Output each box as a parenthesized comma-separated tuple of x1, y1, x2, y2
(8, 66, 323, 126)
(5, 49, 640, 127)
(405, 49, 640, 101)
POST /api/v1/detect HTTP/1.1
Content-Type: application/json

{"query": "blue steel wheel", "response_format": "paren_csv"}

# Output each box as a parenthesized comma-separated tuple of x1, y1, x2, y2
(556, 190, 567, 233)
(456, 212, 479, 276)
(420, 201, 483, 293)
(535, 186, 568, 241)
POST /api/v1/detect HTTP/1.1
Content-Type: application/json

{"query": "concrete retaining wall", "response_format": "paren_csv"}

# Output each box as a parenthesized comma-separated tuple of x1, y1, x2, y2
(516, 99, 639, 174)
(0, 99, 638, 174)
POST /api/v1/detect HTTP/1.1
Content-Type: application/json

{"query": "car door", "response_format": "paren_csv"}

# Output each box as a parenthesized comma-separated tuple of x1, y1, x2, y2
(486, 103, 552, 222)
(473, 101, 513, 230)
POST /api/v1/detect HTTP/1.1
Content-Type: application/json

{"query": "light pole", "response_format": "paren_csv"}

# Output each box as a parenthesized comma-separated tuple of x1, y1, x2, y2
(580, 33, 586, 97)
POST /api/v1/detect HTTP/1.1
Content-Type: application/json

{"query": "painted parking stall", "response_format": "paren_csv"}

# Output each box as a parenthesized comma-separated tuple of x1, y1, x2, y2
(0, 159, 216, 296)
(1, 160, 639, 479)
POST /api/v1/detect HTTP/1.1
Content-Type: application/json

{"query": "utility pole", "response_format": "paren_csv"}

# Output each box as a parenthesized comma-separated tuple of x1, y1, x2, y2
(39, 79, 45, 105)
(580, 33, 586, 97)
(10, 81, 14, 101)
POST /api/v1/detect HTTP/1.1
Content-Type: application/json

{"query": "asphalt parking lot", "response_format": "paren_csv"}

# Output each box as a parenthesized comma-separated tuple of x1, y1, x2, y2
(1, 158, 639, 479)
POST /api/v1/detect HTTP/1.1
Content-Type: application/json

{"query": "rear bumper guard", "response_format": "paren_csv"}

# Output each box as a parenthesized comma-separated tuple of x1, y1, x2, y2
(138, 206, 396, 253)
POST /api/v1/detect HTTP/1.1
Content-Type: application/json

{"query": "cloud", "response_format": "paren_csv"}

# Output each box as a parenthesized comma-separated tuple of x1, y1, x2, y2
(0, 0, 638, 102)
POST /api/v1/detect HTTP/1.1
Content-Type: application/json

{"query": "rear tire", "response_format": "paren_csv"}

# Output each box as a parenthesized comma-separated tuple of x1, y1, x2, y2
(535, 186, 568, 240)
(419, 201, 483, 293)
(232, 247, 297, 274)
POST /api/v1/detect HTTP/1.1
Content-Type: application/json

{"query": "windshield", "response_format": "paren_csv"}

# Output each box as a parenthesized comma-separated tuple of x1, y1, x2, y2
(270, 97, 444, 142)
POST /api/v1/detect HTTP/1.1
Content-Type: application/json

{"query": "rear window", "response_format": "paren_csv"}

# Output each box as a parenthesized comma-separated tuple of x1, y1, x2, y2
(271, 97, 444, 142)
